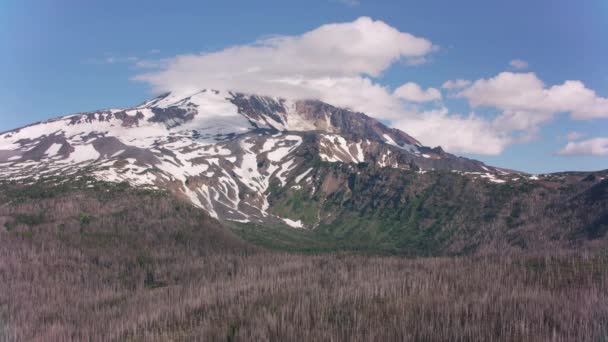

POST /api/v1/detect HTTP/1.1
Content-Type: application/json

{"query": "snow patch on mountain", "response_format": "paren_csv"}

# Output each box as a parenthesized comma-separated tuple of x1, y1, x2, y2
(0, 89, 506, 227)
(281, 218, 304, 228)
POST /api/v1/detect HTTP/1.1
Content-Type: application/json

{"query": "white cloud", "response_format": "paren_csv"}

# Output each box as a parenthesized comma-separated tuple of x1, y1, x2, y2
(442, 72, 608, 153)
(459, 72, 608, 123)
(558, 137, 608, 156)
(393, 108, 511, 155)
(275, 76, 405, 120)
(509, 59, 528, 70)
(441, 79, 471, 89)
(134, 17, 434, 101)
(433, 72, 608, 154)
(394, 82, 441, 102)
(566, 131, 586, 141)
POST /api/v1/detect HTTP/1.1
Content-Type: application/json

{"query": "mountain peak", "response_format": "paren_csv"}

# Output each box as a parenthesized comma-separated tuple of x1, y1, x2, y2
(0, 90, 510, 226)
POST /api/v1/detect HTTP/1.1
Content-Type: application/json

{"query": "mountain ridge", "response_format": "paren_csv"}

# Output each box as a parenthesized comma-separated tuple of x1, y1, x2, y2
(0, 89, 512, 227)
(1, 89, 606, 255)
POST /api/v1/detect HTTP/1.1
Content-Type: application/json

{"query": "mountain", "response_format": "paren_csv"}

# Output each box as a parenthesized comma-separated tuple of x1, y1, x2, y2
(0, 90, 503, 224)
(1, 89, 607, 254)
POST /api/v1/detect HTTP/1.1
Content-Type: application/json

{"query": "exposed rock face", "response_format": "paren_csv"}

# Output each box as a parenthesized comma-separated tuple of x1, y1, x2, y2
(0, 89, 551, 228)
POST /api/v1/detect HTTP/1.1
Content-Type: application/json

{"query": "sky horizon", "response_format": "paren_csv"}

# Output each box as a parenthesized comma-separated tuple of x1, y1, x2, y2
(2, 0, 607, 173)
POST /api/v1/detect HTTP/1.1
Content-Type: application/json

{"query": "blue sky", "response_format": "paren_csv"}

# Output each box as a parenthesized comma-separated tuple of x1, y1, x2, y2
(1, 0, 607, 173)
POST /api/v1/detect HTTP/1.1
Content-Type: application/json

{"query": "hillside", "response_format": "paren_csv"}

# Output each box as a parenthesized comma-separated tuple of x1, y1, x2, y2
(0, 90, 607, 255)
(1, 179, 607, 341)
(235, 168, 608, 255)
(0, 90, 506, 227)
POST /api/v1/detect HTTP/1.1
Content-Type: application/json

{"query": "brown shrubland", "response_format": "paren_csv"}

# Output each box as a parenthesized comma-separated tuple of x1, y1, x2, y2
(2, 234, 607, 341)
(0, 182, 607, 341)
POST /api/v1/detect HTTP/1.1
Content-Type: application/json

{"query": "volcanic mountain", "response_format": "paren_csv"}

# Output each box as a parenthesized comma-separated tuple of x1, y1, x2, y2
(0, 90, 505, 225)
(1, 90, 606, 254)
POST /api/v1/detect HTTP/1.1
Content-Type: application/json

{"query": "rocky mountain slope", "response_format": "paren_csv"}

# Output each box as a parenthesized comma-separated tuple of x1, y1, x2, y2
(0, 89, 606, 254)
(0, 89, 505, 227)
(250, 167, 608, 254)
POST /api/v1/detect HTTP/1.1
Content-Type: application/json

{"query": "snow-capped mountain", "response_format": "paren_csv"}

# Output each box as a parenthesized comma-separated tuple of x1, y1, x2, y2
(0, 89, 507, 226)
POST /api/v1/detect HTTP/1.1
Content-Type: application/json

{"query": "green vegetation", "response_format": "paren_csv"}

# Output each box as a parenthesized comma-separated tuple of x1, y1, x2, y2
(228, 222, 342, 253)
(79, 212, 91, 225)
(0, 175, 167, 204)
(237, 168, 608, 255)
(270, 186, 322, 226)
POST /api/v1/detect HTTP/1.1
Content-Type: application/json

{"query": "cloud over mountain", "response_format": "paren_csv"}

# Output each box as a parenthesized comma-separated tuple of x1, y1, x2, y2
(134, 17, 433, 101)
(133, 18, 608, 157)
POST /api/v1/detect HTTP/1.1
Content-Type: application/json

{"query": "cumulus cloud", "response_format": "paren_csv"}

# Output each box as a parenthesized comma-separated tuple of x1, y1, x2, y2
(433, 72, 608, 154)
(393, 108, 511, 155)
(441, 79, 471, 90)
(441, 72, 608, 153)
(558, 137, 608, 156)
(394, 82, 441, 102)
(134, 17, 434, 101)
(459, 72, 608, 124)
(275, 76, 405, 120)
(509, 59, 529, 70)
(134, 16, 439, 124)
